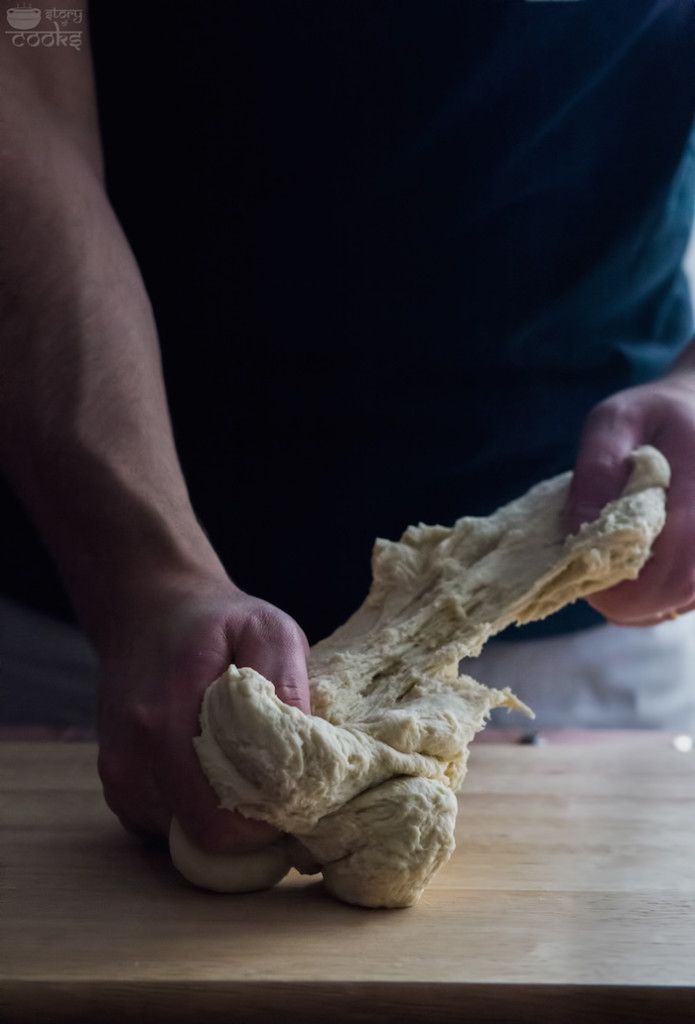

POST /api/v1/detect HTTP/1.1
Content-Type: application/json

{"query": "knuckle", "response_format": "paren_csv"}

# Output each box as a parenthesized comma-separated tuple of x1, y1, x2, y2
(129, 700, 157, 735)
(586, 393, 633, 428)
(242, 603, 305, 653)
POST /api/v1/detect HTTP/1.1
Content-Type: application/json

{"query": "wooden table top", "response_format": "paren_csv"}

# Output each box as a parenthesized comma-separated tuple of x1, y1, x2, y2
(2, 734, 694, 1023)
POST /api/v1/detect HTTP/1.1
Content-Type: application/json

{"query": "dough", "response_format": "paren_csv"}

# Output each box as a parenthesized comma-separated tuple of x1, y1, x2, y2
(168, 818, 291, 893)
(174, 446, 669, 907)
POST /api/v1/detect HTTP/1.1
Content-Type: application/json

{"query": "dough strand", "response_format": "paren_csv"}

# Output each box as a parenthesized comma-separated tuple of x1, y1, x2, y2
(173, 446, 669, 907)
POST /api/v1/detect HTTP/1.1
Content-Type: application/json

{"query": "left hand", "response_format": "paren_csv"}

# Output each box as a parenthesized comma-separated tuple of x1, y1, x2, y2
(565, 366, 695, 625)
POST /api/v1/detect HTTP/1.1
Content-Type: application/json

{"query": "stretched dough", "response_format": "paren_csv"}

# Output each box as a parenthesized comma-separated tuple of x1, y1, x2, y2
(174, 446, 669, 907)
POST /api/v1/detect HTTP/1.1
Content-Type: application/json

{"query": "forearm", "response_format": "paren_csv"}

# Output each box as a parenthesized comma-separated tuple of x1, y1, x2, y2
(0, 114, 224, 651)
(0, 19, 310, 853)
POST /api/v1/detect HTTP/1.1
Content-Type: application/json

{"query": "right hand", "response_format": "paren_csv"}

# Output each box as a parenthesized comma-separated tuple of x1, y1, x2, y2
(565, 370, 695, 625)
(96, 570, 311, 854)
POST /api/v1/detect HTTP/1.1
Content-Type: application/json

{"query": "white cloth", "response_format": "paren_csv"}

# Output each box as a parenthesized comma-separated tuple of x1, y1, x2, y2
(465, 614, 695, 732)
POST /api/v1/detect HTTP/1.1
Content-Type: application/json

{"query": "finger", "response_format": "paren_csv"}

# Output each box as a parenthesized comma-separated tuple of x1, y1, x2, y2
(161, 606, 310, 853)
(586, 420, 695, 623)
(113, 806, 171, 841)
(160, 688, 281, 855)
(588, 488, 695, 625)
(97, 738, 171, 837)
(232, 607, 312, 714)
(565, 401, 639, 534)
(160, 600, 311, 852)
(104, 717, 281, 854)
(618, 608, 690, 628)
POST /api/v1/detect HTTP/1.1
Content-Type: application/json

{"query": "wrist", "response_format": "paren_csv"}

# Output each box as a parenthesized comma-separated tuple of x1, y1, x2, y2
(2, 434, 230, 654)
(73, 523, 234, 659)
(62, 494, 231, 654)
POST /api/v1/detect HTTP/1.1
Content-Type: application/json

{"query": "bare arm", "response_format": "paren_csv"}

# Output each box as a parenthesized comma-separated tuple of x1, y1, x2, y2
(0, 30, 214, 641)
(0, 12, 309, 849)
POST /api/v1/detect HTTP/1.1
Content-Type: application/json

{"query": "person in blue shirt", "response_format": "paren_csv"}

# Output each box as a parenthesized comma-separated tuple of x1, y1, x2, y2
(1, 2, 694, 854)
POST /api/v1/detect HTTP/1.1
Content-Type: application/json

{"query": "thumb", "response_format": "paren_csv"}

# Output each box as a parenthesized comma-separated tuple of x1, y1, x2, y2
(232, 604, 312, 714)
(565, 403, 638, 535)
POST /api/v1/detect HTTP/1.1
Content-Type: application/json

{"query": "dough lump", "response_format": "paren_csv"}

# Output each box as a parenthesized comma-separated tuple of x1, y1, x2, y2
(169, 818, 291, 894)
(174, 447, 669, 907)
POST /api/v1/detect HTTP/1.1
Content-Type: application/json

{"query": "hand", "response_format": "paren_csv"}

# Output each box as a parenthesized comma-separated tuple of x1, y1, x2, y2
(565, 368, 695, 625)
(96, 571, 310, 853)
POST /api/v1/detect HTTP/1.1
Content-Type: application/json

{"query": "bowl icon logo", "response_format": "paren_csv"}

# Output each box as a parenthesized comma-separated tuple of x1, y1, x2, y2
(6, 7, 42, 30)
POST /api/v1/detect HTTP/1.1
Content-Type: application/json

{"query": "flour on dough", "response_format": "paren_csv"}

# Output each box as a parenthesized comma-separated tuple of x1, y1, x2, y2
(177, 446, 669, 907)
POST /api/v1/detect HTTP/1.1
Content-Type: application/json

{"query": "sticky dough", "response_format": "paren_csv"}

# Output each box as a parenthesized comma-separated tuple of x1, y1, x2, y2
(170, 446, 669, 907)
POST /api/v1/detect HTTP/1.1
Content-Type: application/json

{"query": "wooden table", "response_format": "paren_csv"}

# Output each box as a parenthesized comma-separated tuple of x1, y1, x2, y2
(2, 735, 694, 1023)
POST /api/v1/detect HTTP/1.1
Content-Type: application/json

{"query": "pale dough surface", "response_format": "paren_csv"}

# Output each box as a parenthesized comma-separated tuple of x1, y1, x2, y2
(176, 447, 669, 907)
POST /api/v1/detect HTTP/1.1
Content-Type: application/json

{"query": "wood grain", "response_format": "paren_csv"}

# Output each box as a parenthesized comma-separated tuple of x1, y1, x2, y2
(2, 737, 694, 1022)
